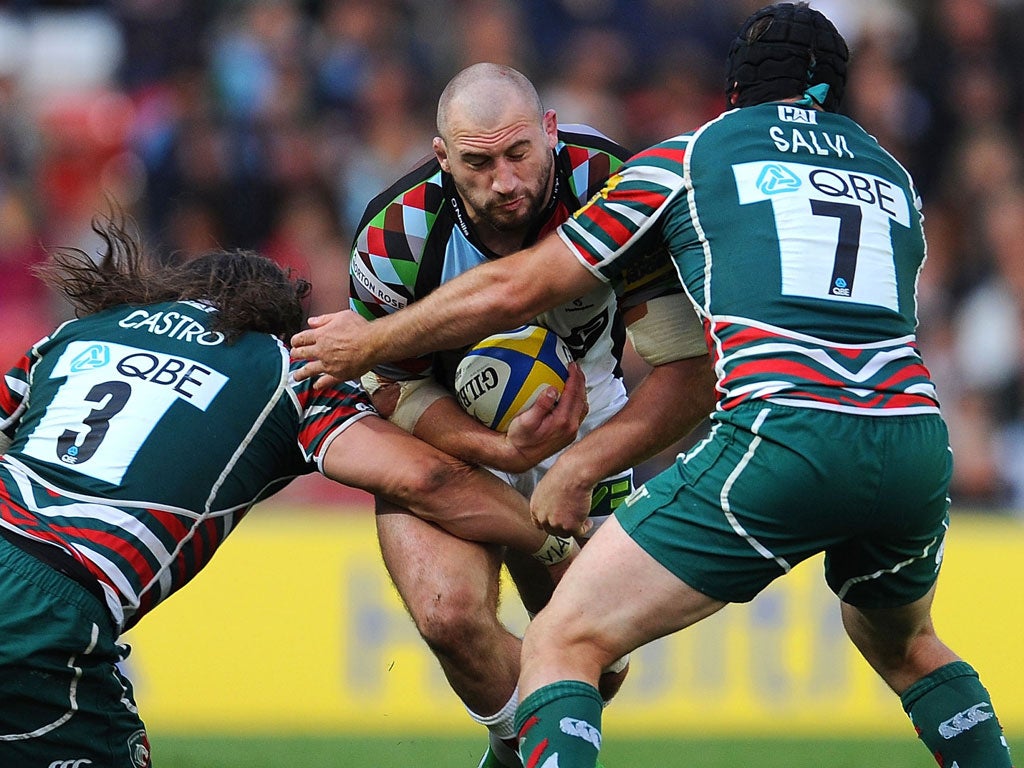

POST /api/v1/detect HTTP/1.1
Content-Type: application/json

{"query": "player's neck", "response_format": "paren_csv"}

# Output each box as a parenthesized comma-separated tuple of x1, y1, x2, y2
(475, 224, 530, 257)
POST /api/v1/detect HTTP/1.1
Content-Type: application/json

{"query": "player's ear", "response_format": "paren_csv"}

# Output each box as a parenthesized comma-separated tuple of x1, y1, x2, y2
(433, 136, 451, 172)
(542, 109, 558, 148)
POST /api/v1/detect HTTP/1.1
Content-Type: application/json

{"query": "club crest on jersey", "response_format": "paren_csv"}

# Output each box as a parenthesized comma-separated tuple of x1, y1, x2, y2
(70, 344, 110, 372)
(755, 163, 802, 195)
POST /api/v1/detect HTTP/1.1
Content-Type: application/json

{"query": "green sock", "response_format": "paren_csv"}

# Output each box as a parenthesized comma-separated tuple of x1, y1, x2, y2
(901, 661, 1013, 767)
(516, 681, 603, 768)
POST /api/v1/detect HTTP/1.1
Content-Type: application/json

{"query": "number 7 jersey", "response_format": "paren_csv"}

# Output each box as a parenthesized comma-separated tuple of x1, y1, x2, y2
(561, 102, 940, 416)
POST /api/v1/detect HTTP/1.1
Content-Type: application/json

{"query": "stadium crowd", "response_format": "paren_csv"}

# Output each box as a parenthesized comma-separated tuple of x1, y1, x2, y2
(0, 0, 1022, 510)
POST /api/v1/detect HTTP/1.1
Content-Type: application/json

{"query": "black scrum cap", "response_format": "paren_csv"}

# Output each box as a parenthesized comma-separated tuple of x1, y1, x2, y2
(725, 2, 849, 112)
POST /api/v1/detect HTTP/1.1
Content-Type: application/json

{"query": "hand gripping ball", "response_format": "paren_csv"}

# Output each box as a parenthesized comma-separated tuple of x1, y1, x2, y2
(454, 325, 573, 432)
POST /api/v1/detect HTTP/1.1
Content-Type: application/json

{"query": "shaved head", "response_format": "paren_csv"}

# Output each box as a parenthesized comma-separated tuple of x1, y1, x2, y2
(432, 62, 558, 254)
(437, 63, 544, 140)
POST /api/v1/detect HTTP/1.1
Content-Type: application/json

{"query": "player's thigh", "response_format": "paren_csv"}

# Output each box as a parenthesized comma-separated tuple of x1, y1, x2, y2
(375, 501, 505, 620)
(0, 541, 149, 768)
(528, 516, 725, 666)
(825, 414, 952, 609)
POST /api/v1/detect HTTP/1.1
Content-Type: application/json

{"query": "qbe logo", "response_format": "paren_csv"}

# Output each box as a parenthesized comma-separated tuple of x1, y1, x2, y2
(48, 760, 93, 768)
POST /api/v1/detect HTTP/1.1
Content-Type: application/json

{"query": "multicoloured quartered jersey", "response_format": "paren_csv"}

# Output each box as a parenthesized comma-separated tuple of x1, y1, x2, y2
(0, 302, 375, 631)
(560, 103, 940, 416)
(348, 125, 683, 413)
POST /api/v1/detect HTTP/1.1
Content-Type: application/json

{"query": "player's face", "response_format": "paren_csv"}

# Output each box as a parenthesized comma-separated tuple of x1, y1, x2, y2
(436, 108, 558, 234)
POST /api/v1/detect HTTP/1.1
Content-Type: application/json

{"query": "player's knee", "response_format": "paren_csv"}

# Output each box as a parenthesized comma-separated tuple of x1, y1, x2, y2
(412, 588, 499, 658)
(404, 453, 468, 502)
(843, 608, 942, 679)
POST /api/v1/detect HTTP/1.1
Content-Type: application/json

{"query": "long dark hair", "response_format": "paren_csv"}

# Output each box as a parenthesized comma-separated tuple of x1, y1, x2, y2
(33, 213, 311, 343)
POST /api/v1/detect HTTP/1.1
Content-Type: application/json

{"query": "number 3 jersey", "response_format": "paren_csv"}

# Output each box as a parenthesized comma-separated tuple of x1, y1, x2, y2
(561, 103, 940, 416)
(0, 300, 376, 631)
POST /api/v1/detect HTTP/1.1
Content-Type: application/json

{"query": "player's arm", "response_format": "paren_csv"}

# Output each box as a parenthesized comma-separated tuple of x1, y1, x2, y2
(529, 289, 716, 535)
(531, 357, 715, 536)
(292, 140, 687, 384)
(367, 363, 587, 473)
(318, 412, 576, 568)
(292, 234, 600, 383)
(345, 184, 582, 471)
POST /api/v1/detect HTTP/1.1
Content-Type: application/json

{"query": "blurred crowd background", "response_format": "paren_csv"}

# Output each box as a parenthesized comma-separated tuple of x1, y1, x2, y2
(1, 0, 1022, 512)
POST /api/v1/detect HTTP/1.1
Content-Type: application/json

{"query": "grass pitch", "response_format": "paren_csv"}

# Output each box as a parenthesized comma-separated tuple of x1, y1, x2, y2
(151, 734, 945, 767)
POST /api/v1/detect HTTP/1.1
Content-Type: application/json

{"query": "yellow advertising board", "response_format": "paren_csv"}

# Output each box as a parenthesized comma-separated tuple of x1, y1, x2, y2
(124, 506, 1023, 736)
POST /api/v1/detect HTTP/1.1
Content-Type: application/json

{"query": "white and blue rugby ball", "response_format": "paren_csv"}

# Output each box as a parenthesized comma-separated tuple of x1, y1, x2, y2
(454, 325, 574, 432)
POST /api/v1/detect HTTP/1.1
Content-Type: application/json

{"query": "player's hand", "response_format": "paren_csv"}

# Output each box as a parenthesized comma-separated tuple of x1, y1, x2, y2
(529, 450, 595, 538)
(290, 311, 375, 387)
(504, 363, 588, 471)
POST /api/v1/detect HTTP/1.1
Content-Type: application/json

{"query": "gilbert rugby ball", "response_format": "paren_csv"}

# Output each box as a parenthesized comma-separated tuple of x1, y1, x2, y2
(454, 325, 573, 432)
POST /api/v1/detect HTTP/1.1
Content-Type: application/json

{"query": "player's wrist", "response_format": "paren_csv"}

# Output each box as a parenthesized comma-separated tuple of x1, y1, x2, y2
(530, 534, 574, 565)
(551, 447, 605, 491)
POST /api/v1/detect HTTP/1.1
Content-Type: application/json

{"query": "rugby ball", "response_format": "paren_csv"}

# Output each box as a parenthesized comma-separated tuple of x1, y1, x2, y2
(454, 325, 573, 432)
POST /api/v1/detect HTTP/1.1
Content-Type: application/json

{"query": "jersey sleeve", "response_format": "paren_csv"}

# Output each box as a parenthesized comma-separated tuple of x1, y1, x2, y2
(558, 136, 692, 285)
(347, 162, 445, 381)
(0, 351, 33, 437)
(289, 362, 379, 470)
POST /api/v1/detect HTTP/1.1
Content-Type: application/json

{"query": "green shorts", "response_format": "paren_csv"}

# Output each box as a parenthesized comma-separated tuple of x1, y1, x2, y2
(0, 537, 151, 767)
(617, 404, 952, 608)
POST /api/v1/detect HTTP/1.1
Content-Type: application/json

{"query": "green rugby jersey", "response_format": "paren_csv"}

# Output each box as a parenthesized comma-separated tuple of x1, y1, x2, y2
(560, 103, 940, 416)
(0, 301, 375, 631)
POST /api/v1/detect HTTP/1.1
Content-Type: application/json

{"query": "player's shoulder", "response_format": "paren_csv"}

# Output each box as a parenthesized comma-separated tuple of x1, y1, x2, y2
(555, 123, 632, 202)
(556, 123, 630, 161)
(353, 152, 446, 236)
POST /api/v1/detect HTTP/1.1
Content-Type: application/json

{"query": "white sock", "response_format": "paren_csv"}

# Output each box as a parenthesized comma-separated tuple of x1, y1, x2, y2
(465, 685, 519, 740)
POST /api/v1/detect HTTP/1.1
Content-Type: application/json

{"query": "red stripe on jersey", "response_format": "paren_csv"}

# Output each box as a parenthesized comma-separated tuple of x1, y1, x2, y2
(726, 357, 840, 387)
(189, 521, 205, 576)
(631, 144, 687, 166)
(0, 493, 35, 526)
(149, 507, 191, 542)
(718, 324, 777, 352)
(566, 237, 602, 268)
(835, 346, 864, 360)
(54, 522, 158, 586)
(0, 354, 30, 416)
(879, 392, 939, 408)
(874, 362, 933, 391)
(297, 406, 359, 454)
(620, 185, 674, 212)
(577, 203, 635, 249)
